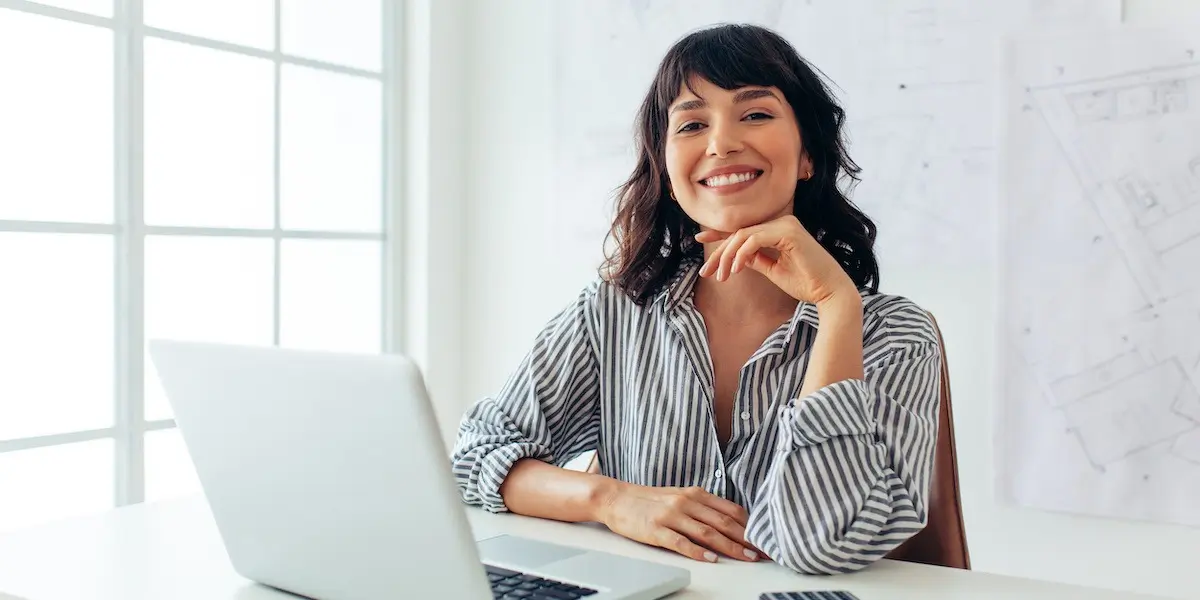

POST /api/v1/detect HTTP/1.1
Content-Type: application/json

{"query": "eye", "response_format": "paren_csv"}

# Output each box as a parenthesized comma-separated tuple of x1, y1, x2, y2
(676, 121, 705, 133)
(744, 112, 774, 121)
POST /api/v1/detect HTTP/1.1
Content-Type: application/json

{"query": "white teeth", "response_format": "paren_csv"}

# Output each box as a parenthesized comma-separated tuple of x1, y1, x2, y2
(704, 171, 759, 187)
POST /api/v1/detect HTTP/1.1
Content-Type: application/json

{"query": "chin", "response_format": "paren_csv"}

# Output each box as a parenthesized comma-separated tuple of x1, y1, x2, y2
(701, 208, 783, 233)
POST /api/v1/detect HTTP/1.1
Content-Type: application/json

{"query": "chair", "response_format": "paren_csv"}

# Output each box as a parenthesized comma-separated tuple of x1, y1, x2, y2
(884, 312, 970, 569)
(585, 312, 970, 569)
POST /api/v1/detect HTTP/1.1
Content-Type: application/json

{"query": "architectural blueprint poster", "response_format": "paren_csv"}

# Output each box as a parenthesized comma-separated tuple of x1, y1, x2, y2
(1000, 27, 1200, 526)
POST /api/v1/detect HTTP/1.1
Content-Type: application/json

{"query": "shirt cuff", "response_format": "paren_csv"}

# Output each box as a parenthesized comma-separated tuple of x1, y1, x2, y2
(476, 441, 554, 513)
(780, 379, 874, 447)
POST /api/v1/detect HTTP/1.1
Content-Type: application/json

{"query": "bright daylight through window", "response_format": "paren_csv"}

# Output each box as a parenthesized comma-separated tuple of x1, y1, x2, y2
(0, 0, 392, 533)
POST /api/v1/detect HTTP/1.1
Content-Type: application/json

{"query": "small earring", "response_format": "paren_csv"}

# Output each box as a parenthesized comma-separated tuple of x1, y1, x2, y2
(669, 190, 676, 201)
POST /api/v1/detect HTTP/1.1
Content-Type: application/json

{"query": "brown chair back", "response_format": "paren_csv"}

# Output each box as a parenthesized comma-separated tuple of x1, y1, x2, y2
(885, 312, 970, 569)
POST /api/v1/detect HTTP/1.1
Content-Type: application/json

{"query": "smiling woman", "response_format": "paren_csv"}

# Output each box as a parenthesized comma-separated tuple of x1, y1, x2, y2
(605, 24, 878, 304)
(452, 23, 942, 576)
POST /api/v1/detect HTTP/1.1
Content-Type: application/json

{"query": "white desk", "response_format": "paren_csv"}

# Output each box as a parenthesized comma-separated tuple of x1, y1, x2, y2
(0, 496, 1165, 600)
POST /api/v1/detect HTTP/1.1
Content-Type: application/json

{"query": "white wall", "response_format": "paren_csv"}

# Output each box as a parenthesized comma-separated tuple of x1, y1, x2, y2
(397, 0, 467, 445)
(444, 1, 1200, 598)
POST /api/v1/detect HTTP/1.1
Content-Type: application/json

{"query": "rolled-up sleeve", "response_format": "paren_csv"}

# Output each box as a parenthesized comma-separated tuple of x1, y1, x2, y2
(450, 284, 602, 513)
(746, 304, 941, 574)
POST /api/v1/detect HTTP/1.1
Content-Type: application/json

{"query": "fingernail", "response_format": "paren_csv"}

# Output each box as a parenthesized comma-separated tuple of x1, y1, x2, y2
(743, 549, 758, 560)
(704, 551, 718, 562)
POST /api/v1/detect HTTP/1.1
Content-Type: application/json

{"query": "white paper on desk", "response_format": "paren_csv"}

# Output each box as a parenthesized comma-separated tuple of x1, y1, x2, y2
(999, 25, 1200, 526)
(549, 0, 1120, 274)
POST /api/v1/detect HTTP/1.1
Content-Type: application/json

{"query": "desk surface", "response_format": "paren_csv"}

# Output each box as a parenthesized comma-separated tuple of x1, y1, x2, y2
(0, 496, 1165, 600)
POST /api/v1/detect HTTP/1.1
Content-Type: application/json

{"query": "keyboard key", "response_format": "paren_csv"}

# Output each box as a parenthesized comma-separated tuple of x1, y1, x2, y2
(484, 563, 597, 600)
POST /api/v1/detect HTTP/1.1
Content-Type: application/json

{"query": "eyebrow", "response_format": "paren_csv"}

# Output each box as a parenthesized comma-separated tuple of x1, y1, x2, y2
(669, 88, 781, 114)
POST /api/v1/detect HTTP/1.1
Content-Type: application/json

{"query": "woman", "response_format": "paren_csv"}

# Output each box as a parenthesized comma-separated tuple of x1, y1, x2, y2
(451, 23, 941, 575)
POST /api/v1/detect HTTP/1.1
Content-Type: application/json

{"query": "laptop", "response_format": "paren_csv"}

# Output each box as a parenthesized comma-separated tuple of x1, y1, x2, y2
(146, 340, 690, 600)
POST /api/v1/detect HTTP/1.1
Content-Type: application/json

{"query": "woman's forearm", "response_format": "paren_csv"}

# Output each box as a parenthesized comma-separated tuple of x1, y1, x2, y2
(498, 458, 624, 523)
(798, 293, 865, 398)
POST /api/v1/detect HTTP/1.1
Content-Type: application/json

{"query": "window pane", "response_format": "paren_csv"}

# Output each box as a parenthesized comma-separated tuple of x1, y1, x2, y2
(144, 236, 274, 420)
(145, 0, 273, 50)
(0, 233, 112, 441)
(144, 428, 201, 503)
(280, 0, 381, 71)
(144, 39, 274, 229)
(0, 9, 112, 223)
(280, 239, 380, 353)
(280, 65, 381, 232)
(27, 0, 112, 17)
(0, 439, 113, 533)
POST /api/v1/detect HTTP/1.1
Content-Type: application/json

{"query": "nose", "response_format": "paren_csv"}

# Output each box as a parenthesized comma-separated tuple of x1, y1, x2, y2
(705, 120, 743, 158)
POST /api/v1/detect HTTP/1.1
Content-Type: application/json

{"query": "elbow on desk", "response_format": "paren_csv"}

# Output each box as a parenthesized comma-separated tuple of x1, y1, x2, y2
(770, 521, 926, 576)
(771, 540, 890, 576)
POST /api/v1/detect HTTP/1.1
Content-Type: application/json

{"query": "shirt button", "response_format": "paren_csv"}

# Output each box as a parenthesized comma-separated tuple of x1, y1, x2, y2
(741, 411, 751, 420)
(714, 470, 724, 479)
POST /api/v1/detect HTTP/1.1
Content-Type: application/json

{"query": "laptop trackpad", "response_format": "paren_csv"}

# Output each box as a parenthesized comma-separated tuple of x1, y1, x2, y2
(477, 535, 586, 568)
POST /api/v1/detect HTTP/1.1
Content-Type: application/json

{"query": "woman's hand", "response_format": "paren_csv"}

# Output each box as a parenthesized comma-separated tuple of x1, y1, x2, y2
(695, 215, 857, 306)
(595, 482, 760, 563)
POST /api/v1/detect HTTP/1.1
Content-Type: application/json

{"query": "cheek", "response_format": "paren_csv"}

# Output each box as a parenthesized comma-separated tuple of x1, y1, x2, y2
(664, 143, 689, 190)
(766, 142, 801, 180)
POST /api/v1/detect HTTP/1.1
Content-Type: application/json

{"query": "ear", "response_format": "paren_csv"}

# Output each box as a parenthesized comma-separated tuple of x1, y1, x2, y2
(798, 150, 814, 181)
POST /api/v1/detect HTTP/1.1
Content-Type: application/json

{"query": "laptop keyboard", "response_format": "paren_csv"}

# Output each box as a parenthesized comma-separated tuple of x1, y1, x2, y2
(485, 564, 599, 599)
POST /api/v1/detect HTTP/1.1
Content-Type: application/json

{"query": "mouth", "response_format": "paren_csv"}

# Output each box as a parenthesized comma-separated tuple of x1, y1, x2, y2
(699, 170, 763, 189)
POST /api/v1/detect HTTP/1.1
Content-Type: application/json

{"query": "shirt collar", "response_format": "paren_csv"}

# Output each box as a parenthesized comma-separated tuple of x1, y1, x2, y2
(657, 256, 704, 312)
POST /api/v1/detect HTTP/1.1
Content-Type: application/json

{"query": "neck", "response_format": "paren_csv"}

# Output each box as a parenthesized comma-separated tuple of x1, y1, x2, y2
(692, 265, 798, 323)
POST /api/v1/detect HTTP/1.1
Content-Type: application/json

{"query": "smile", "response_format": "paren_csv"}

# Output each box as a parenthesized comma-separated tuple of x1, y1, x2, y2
(701, 170, 763, 188)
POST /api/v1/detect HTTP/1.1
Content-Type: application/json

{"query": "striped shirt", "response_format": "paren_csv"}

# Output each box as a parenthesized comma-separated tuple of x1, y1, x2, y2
(450, 257, 941, 575)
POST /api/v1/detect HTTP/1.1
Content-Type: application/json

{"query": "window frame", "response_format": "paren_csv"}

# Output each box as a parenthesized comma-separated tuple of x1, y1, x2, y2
(0, 0, 402, 510)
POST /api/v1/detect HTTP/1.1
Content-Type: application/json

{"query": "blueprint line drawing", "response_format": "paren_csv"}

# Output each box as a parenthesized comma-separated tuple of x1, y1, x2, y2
(1001, 30, 1200, 526)
(1057, 358, 1200, 468)
(1017, 64, 1200, 471)
(1027, 64, 1200, 305)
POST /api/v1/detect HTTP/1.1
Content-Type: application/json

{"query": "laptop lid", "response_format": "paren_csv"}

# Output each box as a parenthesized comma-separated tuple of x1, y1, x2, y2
(147, 340, 492, 600)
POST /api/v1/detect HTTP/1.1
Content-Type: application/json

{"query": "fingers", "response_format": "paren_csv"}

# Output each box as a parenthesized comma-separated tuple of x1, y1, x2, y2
(696, 226, 780, 281)
(655, 528, 718, 563)
(683, 503, 759, 561)
(689, 488, 750, 526)
(717, 230, 747, 281)
(728, 232, 766, 276)
(670, 513, 757, 561)
(699, 237, 731, 278)
(693, 230, 729, 244)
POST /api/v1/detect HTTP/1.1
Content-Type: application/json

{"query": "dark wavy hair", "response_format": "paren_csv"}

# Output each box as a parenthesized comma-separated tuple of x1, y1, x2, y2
(600, 23, 879, 304)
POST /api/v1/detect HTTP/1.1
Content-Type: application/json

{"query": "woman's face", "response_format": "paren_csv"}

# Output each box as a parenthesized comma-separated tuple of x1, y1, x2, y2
(664, 77, 811, 233)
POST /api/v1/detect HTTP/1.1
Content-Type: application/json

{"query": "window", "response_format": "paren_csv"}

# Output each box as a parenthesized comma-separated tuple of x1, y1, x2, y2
(0, 0, 395, 532)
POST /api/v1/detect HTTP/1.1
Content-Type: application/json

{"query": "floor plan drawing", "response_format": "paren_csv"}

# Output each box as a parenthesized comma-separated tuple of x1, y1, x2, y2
(1029, 66, 1200, 304)
(1002, 31, 1200, 526)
